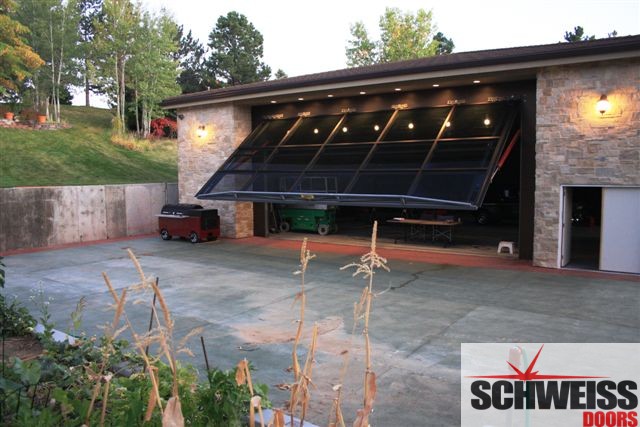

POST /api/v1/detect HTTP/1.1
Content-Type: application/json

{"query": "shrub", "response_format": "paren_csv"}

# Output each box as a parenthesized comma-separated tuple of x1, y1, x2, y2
(0, 294, 36, 337)
(150, 117, 177, 138)
(19, 108, 40, 122)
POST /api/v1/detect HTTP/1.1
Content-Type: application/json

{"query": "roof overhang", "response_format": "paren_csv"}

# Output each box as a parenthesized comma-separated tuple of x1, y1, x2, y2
(162, 36, 640, 110)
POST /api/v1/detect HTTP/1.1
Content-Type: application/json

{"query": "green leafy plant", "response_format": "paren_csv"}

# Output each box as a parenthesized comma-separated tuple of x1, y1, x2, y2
(0, 294, 36, 337)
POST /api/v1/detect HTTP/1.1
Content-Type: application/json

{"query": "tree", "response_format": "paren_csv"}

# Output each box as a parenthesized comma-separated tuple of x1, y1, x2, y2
(433, 31, 455, 55)
(206, 11, 271, 86)
(563, 26, 595, 42)
(345, 21, 378, 67)
(128, 10, 180, 137)
(0, 0, 44, 96)
(379, 8, 439, 62)
(274, 69, 287, 79)
(345, 7, 454, 67)
(175, 25, 212, 94)
(77, 0, 104, 106)
(16, 0, 81, 122)
(94, 0, 139, 133)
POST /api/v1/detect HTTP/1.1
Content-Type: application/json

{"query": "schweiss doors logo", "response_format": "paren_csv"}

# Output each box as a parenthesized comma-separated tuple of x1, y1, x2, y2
(461, 344, 639, 427)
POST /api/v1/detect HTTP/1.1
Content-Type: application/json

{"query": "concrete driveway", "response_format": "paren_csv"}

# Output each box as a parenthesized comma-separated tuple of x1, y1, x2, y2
(3, 237, 639, 426)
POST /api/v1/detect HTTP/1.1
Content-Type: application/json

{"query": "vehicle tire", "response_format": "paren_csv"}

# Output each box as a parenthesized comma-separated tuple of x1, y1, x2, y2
(189, 232, 199, 243)
(279, 221, 290, 232)
(160, 229, 171, 241)
(317, 224, 330, 236)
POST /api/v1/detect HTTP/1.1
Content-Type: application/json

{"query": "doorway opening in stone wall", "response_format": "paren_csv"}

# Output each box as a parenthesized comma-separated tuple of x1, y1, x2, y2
(561, 186, 640, 274)
(561, 187, 602, 271)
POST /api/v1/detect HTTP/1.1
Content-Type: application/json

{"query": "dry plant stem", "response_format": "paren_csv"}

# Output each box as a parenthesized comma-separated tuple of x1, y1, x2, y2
(99, 377, 111, 427)
(85, 287, 128, 424)
(362, 274, 374, 404)
(150, 279, 179, 397)
(338, 221, 388, 425)
(102, 271, 164, 416)
(289, 238, 315, 427)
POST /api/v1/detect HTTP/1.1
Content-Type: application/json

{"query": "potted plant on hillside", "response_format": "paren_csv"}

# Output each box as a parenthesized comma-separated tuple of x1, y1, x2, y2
(37, 112, 47, 124)
(0, 105, 14, 120)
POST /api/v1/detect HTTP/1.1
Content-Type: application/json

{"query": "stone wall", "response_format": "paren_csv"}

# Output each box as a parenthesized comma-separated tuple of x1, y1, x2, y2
(534, 59, 640, 267)
(0, 183, 178, 253)
(176, 103, 253, 238)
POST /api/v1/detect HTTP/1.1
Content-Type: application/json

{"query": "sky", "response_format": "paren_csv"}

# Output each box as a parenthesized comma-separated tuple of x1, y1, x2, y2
(144, 0, 640, 77)
(75, 0, 640, 106)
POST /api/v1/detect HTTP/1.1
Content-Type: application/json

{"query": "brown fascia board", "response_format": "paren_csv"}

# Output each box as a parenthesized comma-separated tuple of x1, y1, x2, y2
(161, 35, 640, 109)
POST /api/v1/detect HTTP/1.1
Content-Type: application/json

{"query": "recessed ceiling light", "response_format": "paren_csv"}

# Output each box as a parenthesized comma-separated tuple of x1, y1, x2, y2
(473, 80, 480, 84)
(374, 124, 380, 131)
(483, 117, 491, 126)
(298, 97, 304, 101)
(270, 100, 277, 104)
(359, 91, 366, 95)
(342, 126, 348, 133)
(394, 88, 402, 92)
(408, 122, 414, 129)
(313, 128, 319, 134)
(327, 94, 334, 98)
(432, 84, 440, 87)
(445, 121, 451, 127)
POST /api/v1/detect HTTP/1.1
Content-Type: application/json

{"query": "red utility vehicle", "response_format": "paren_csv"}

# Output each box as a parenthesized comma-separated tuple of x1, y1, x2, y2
(157, 204, 220, 243)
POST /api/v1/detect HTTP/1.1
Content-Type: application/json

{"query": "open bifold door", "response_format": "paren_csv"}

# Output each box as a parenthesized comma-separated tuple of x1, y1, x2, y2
(196, 102, 520, 210)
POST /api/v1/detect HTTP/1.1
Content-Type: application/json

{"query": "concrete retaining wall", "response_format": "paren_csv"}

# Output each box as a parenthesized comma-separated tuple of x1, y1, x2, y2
(0, 183, 178, 252)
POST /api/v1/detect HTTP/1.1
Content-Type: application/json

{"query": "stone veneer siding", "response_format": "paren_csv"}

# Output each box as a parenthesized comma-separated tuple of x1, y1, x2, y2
(177, 103, 253, 238)
(534, 59, 640, 267)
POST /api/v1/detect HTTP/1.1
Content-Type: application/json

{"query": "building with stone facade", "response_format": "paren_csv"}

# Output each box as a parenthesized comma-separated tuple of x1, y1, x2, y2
(161, 35, 640, 275)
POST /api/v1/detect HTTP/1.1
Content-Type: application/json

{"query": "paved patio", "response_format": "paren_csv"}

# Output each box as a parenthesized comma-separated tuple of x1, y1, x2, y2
(3, 236, 639, 426)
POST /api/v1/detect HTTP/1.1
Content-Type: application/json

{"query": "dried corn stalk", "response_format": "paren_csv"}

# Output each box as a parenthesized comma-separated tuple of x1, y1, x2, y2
(236, 358, 265, 427)
(98, 250, 199, 426)
(289, 323, 319, 426)
(339, 221, 388, 426)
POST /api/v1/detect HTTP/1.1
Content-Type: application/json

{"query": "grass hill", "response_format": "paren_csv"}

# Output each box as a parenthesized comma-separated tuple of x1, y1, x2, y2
(0, 106, 177, 187)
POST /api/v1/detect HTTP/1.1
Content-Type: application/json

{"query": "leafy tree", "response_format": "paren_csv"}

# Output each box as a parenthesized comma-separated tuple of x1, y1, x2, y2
(274, 69, 288, 79)
(16, 0, 81, 122)
(345, 21, 378, 67)
(206, 11, 271, 86)
(128, 10, 180, 137)
(94, 0, 139, 133)
(0, 0, 44, 96)
(77, 0, 104, 106)
(433, 31, 455, 55)
(379, 7, 439, 62)
(175, 25, 212, 94)
(345, 8, 453, 67)
(563, 26, 595, 42)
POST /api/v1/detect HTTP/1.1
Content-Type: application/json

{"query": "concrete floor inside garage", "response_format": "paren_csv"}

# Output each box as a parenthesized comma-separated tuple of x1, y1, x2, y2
(3, 236, 639, 426)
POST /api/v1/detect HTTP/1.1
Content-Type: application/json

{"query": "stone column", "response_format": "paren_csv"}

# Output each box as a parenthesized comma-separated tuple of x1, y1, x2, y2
(176, 102, 253, 238)
(534, 59, 640, 267)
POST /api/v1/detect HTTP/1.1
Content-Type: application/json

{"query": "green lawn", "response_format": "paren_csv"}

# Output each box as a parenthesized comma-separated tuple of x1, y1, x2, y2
(0, 106, 177, 187)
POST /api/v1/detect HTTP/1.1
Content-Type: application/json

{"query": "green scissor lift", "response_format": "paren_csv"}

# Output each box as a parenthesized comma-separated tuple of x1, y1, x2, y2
(277, 206, 338, 236)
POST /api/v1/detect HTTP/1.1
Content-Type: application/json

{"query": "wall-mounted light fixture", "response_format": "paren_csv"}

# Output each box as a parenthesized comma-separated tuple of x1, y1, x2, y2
(196, 125, 207, 138)
(178, 114, 185, 120)
(596, 94, 611, 115)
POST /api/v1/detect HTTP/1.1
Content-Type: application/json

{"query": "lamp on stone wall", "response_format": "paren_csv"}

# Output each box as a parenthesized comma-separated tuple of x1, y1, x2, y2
(596, 94, 611, 115)
(196, 125, 207, 138)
